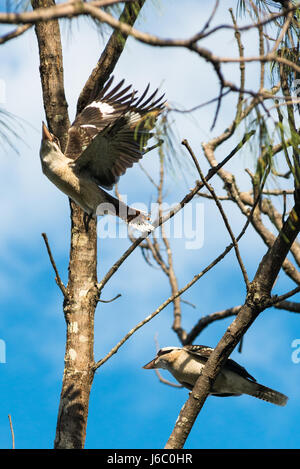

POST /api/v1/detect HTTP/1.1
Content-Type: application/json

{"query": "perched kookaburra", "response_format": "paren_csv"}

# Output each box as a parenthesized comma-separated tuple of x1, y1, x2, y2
(143, 345, 288, 406)
(40, 76, 165, 232)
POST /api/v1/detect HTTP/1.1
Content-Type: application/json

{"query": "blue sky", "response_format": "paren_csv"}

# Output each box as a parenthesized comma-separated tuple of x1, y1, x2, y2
(0, 0, 299, 449)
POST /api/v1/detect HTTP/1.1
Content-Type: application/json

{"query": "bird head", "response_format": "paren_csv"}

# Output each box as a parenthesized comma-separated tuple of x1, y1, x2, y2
(40, 122, 62, 160)
(143, 347, 182, 370)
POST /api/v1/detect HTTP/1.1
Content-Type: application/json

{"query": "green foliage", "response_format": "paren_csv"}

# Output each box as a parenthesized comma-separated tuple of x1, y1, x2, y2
(237, 0, 276, 17)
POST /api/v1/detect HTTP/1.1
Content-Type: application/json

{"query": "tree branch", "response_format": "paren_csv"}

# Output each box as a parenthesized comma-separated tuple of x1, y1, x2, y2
(8, 414, 15, 450)
(76, 0, 146, 114)
(165, 199, 300, 449)
(41, 233, 67, 297)
(183, 139, 250, 289)
(0, 24, 31, 44)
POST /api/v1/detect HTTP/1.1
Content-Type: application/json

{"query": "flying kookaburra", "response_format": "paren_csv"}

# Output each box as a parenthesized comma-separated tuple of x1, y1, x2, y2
(40, 76, 165, 232)
(143, 345, 288, 406)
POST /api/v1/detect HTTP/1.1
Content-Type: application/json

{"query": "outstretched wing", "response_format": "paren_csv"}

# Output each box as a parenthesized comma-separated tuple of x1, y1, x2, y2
(66, 76, 165, 189)
(65, 76, 135, 160)
(183, 345, 256, 382)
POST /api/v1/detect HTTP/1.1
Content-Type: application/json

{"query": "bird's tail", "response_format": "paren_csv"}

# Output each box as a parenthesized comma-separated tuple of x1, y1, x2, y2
(246, 382, 288, 407)
(127, 211, 154, 234)
(96, 191, 154, 234)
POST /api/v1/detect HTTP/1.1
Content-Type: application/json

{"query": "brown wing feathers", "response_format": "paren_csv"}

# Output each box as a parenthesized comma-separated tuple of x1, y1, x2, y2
(65, 77, 137, 160)
(183, 345, 257, 382)
(65, 76, 165, 189)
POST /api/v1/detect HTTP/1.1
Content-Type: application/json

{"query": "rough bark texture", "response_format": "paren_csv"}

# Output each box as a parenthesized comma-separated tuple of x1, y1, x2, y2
(54, 203, 98, 449)
(31, 0, 70, 150)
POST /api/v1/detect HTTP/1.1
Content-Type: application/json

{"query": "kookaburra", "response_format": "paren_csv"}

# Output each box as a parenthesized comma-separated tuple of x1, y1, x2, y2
(143, 345, 288, 406)
(40, 76, 165, 232)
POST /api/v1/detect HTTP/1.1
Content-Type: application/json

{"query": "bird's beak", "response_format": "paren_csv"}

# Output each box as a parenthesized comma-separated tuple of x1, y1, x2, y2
(143, 358, 156, 369)
(42, 121, 53, 142)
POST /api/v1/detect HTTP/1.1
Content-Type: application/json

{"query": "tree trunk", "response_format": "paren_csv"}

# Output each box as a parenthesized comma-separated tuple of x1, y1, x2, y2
(31, 0, 99, 448)
(31, 0, 70, 149)
(54, 203, 98, 449)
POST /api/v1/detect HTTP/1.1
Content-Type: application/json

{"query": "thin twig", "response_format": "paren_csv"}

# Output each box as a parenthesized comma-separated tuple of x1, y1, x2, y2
(206, 130, 256, 179)
(138, 162, 159, 189)
(229, 7, 245, 123)
(249, 0, 265, 91)
(181, 299, 196, 309)
(157, 155, 184, 340)
(41, 233, 67, 297)
(8, 414, 15, 449)
(198, 0, 220, 36)
(183, 139, 250, 289)
(197, 192, 231, 201)
(185, 286, 300, 344)
(0, 24, 31, 44)
(271, 285, 300, 305)
(97, 294, 121, 303)
(184, 306, 242, 344)
(169, 89, 231, 115)
(145, 238, 169, 275)
(155, 369, 183, 388)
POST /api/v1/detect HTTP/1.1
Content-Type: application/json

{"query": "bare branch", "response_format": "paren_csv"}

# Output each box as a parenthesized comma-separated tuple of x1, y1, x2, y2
(229, 7, 245, 123)
(185, 285, 300, 344)
(165, 199, 300, 449)
(2, 1, 300, 80)
(272, 285, 300, 305)
(183, 139, 250, 289)
(0, 24, 31, 44)
(184, 306, 241, 345)
(156, 156, 184, 341)
(41, 233, 67, 297)
(97, 294, 121, 303)
(275, 300, 300, 313)
(155, 368, 183, 388)
(8, 414, 15, 450)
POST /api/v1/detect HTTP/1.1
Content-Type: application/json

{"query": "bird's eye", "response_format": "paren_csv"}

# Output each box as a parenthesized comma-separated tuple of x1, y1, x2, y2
(53, 136, 61, 149)
(157, 349, 172, 357)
